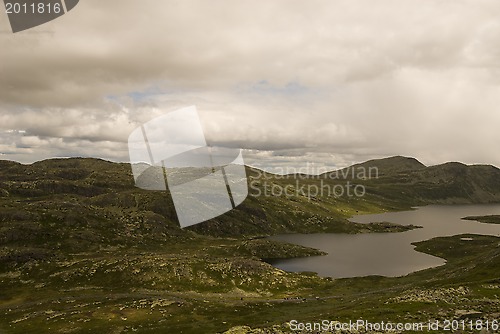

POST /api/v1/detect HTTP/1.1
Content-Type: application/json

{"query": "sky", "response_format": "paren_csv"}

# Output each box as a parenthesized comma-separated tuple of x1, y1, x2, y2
(1, 0, 500, 171)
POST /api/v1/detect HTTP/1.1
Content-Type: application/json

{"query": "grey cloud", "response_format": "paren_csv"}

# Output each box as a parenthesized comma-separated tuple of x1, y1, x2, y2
(3, 0, 499, 107)
(1, 0, 500, 168)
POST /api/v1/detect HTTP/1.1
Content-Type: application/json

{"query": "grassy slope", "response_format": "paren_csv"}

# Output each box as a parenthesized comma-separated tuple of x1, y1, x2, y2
(1, 234, 498, 333)
(0, 157, 500, 333)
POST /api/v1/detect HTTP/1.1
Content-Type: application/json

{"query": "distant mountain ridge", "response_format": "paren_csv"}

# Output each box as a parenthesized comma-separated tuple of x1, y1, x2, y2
(348, 156, 500, 204)
(326, 155, 500, 177)
(0, 155, 500, 239)
(339, 155, 427, 176)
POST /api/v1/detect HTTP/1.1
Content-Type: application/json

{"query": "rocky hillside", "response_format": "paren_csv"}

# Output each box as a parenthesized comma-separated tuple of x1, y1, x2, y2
(1, 156, 500, 242)
(353, 157, 500, 204)
(1, 156, 500, 333)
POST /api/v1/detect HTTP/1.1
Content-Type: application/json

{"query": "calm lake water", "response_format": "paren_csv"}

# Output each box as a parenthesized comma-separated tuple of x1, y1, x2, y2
(268, 204, 500, 278)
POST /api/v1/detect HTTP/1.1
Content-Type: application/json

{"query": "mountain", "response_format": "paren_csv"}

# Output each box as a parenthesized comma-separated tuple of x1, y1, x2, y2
(1, 156, 500, 240)
(1, 156, 500, 333)
(359, 159, 500, 204)
(327, 155, 426, 178)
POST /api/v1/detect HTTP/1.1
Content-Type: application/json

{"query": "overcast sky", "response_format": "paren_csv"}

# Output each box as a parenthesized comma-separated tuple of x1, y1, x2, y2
(1, 0, 500, 170)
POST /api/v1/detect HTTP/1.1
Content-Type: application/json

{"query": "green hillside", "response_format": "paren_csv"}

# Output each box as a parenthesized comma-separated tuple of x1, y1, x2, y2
(0, 156, 499, 333)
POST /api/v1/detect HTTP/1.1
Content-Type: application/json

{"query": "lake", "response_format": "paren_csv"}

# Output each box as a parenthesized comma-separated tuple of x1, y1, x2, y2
(268, 204, 500, 278)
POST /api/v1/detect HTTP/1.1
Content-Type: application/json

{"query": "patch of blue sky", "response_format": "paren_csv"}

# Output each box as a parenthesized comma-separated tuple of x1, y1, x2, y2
(106, 85, 168, 103)
(236, 80, 310, 96)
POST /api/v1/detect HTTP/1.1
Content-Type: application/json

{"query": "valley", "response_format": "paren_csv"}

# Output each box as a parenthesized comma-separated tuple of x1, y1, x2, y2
(0, 156, 499, 333)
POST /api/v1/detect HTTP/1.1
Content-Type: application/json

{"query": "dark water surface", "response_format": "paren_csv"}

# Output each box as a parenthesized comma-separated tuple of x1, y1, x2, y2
(268, 205, 500, 278)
